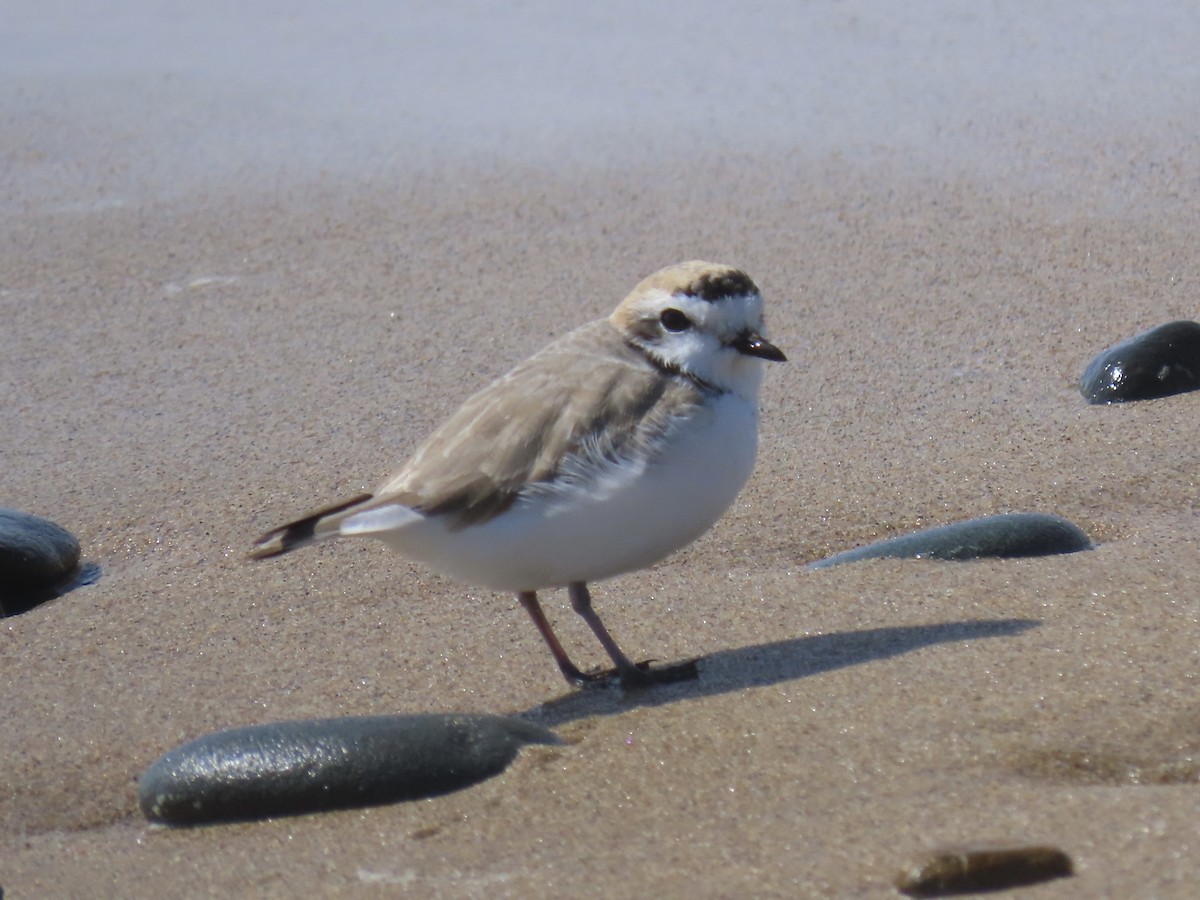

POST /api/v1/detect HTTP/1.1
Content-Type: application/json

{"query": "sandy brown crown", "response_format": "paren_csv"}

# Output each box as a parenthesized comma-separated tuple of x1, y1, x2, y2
(629, 261, 759, 304)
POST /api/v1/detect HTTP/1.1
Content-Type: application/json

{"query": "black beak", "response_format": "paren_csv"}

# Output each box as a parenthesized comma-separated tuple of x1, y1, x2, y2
(732, 331, 787, 362)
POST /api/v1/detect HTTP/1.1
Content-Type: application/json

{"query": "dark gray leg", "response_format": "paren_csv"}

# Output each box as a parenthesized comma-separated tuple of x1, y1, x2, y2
(568, 582, 699, 688)
(517, 591, 607, 686)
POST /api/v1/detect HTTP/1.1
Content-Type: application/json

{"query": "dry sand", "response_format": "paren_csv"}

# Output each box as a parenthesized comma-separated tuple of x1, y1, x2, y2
(4, 4, 1199, 897)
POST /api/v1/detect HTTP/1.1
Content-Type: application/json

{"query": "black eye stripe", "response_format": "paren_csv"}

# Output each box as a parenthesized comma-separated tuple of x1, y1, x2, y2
(659, 309, 691, 332)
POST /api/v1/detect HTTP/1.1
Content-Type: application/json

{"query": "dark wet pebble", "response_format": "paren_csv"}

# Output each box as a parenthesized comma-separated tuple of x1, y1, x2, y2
(1081, 319, 1200, 404)
(896, 845, 1073, 896)
(0, 508, 82, 613)
(808, 512, 1092, 570)
(138, 713, 561, 825)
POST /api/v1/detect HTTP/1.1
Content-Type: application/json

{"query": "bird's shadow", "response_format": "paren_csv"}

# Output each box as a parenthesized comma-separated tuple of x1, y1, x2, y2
(520, 618, 1039, 727)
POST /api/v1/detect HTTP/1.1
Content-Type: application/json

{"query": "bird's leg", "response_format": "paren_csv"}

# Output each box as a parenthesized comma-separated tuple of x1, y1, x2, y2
(567, 581, 642, 676)
(517, 591, 610, 687)
(568, 582, 699, 689)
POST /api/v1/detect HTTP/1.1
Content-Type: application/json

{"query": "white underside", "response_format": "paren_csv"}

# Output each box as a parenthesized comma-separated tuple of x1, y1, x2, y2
(340, 392, 759, 592)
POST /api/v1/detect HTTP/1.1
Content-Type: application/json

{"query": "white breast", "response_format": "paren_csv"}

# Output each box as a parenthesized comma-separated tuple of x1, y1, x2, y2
(366, 391, 760, 592)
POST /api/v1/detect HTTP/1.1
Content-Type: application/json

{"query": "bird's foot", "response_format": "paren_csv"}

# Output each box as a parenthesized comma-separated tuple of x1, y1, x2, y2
(617, 658, 700, 689)
(565, 658, 700, 690)
(568, 667, 621, 687)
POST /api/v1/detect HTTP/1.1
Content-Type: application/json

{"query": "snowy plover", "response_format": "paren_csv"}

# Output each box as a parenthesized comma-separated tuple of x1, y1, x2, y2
(252, 261, 785, 688)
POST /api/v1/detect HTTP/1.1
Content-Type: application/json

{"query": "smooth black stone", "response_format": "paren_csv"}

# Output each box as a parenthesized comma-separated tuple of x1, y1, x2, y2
(808, 513, 1092, 570)
(0, 508, 82, 610)
(138, 713, 561, 825)
(1081, 320, 1200, 404)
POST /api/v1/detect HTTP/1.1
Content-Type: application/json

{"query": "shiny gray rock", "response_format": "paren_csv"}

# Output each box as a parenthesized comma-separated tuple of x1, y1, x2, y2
(139, 713, 561, 825)
(1081, 320, 1200, 403)
(0, 508, 83, 614)
(809, 512, 1092, 569)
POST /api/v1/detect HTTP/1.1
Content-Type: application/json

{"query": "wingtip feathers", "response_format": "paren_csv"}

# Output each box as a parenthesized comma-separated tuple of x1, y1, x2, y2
(248, 492, 374, 561)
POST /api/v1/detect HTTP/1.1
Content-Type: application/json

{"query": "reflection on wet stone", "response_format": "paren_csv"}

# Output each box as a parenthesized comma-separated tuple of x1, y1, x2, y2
(1081, 320, 1200, 404)
(139, 713, 562, 825)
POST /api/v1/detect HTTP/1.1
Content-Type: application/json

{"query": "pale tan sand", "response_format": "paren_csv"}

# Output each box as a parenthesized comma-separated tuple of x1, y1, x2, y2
(2, 150, 1198, 896)
(5, 6, 1200, 896)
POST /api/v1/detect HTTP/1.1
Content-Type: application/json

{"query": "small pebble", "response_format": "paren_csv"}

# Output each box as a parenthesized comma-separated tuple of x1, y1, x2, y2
(138, 713, 561, 825)
(808, 512, 1092, 570)
(1081, 319, 1200, 403)
(896, 845, 1073, 896)
(0, 508, 83, 613)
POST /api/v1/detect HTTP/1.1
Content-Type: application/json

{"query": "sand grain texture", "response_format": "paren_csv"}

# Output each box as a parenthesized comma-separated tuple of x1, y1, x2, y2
(3, 3, 1199, 897)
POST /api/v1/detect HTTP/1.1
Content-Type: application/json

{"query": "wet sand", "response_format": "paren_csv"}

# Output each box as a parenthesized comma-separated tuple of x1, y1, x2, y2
(4, 4, 1200, 897)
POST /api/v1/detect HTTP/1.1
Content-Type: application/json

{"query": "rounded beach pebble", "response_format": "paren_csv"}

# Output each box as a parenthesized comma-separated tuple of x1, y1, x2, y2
(808, 512, 1092, 570)
(138, 713, 561, 825)
(895, 844, 1073, 896)
(0, 508, 81, 602)
(1081, 319, 1200, 403)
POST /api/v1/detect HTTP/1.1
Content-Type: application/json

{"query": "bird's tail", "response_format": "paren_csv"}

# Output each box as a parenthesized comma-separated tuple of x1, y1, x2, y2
(249, 493, 374, 559)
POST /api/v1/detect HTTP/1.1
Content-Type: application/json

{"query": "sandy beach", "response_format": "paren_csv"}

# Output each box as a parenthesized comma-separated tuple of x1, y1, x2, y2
(4, 3, 1199, 896)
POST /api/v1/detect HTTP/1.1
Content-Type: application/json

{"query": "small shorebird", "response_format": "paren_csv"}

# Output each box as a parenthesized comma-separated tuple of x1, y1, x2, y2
(252, 261, 785, 687)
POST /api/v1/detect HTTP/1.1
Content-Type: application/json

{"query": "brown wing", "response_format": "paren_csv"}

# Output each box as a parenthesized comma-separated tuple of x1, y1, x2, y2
(370, 319, 705, 528)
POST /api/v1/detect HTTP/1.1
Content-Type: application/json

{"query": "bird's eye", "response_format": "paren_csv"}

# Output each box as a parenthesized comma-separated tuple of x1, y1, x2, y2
(659, 309, 691, 332)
